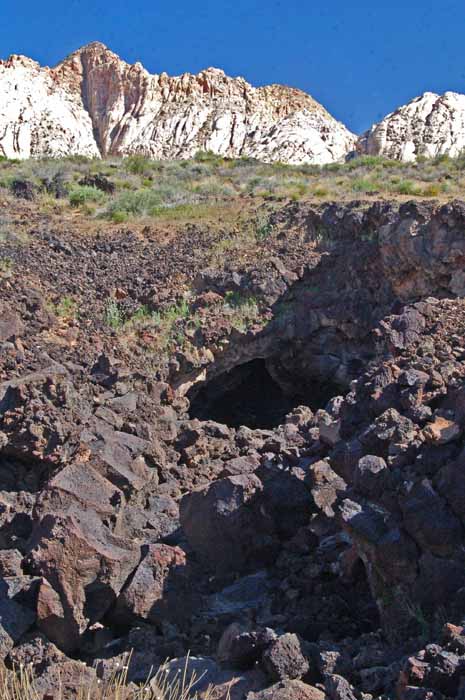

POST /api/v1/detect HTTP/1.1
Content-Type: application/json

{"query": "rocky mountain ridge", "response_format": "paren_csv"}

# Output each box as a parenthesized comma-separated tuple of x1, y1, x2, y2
(4, 42, 465, 165)
(0, 42, 356, 163)
(359, 90, 465, 161)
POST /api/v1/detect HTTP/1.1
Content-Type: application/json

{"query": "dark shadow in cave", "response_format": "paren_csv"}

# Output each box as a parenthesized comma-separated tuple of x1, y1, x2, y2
(187, 358, 342, 429)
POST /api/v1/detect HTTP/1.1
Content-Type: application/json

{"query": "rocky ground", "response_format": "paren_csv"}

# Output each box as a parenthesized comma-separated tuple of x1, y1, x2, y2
(4, 186, 465, 699)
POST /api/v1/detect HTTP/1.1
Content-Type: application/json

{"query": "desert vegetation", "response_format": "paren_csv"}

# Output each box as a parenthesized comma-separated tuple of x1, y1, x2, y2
(1, 151, 465, 227)
(0, 655, 216, 700)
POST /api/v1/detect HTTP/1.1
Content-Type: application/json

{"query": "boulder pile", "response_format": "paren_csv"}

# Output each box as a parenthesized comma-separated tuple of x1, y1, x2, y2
(3, 199, 465, 698)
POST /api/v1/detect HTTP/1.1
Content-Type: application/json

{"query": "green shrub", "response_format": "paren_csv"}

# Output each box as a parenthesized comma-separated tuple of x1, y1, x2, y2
(288, 182, 307, 200)
(149, 203, 213, 220)
(394, 179, 422, 195)
(130, 305, 153, 322)
(0, 176, 15, 190)
(105, 189, 162, 217)
(124, 155, 153, 175)
(433, 153, 452, 166)
(0, 257, 13, 276)
(313, 185, 330, 197)
(110, 210, 129, 223)
(64, 154, 93, 165)
(255, 213, 273, 240)
(224, 292, 260, 331)
(153, 299, 190, 326)
(344, 155, 399, 170)
(0, 156, 20, 166)
(113, 178, 135, 190)
(104, 299, 125, 329)
(194, 150, 224, 165)
(323, 163, 343, 173)
(192, 179, 235, 198)
(351, 177, 380, 193)
(147, 299, 192, 350)
(224, 291, 258, 310)
(247, 177, 264, 193)
(69, 185, 105, 207)
(54, 295, 78, 318)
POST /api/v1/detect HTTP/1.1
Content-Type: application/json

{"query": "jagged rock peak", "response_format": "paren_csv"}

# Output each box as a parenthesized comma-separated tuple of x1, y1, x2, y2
(0, 42, 356, 163)
(358, 90, 465, 161)
(72, 40, 113, 53)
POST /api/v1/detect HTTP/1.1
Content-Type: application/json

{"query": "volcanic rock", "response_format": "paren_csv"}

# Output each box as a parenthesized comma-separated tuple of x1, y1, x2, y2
(27, 513, 140, 653)
(247, 680, 326, 700)
(261, 633, 310, 682)
(113, 543, 194, 627)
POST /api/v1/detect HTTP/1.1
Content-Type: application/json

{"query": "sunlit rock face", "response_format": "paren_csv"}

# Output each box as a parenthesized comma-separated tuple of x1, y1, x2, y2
(358, 91, 465, 161)
(0, 42, 356, 163)
(0, 54, 99, 159)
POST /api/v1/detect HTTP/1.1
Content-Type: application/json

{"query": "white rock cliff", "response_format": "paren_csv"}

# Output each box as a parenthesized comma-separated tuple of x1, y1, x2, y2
(0, 42, 356, 164)
(359, 91, 465, 161)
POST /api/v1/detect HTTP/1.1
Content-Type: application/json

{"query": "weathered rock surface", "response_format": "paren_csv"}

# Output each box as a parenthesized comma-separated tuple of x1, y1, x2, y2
(247, 680, 326, 700)
(5, 198, 465, 698)
(113, 543, 194, 627)
(0, 54, 99, 159)
(0, 42, 356, 163)
(27, 513, 140, 652)
(0, 577, 37, 658)
(262, 633, 310, 681)
(359, 91, 465, 161)
(179, 474, 266, 574)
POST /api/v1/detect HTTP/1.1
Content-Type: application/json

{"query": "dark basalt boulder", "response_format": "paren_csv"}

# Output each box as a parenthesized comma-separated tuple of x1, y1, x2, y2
(78, 173, 115, 193)
(179, 474, 268, 574)
(10, 178, 36, 200)
(262, 633, 310, 682)
(0, 576, 38, 658)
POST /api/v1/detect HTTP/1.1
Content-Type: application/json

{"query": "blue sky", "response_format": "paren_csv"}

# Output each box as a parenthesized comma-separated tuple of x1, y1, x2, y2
(2, 0, 465, 134)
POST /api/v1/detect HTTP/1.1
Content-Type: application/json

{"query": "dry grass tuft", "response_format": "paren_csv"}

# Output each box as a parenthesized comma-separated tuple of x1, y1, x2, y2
(0, 653, 220, 700)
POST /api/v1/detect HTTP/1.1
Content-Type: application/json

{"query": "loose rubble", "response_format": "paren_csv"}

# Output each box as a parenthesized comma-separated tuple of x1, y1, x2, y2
(3, 198, 465, 698)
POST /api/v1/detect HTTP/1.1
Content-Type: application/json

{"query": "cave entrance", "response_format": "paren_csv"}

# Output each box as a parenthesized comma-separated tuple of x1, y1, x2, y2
(187, 358, 342, 430)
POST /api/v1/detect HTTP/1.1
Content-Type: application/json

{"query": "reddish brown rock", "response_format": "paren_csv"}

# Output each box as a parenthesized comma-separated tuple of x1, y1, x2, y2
(113, 544, 194, 627)
(27, 514, 140, 653)
(247, 680, 326, 700)
(423, 414, 462, 445)
(0, 312, 23, 342)
(7, 631, 66, 674)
